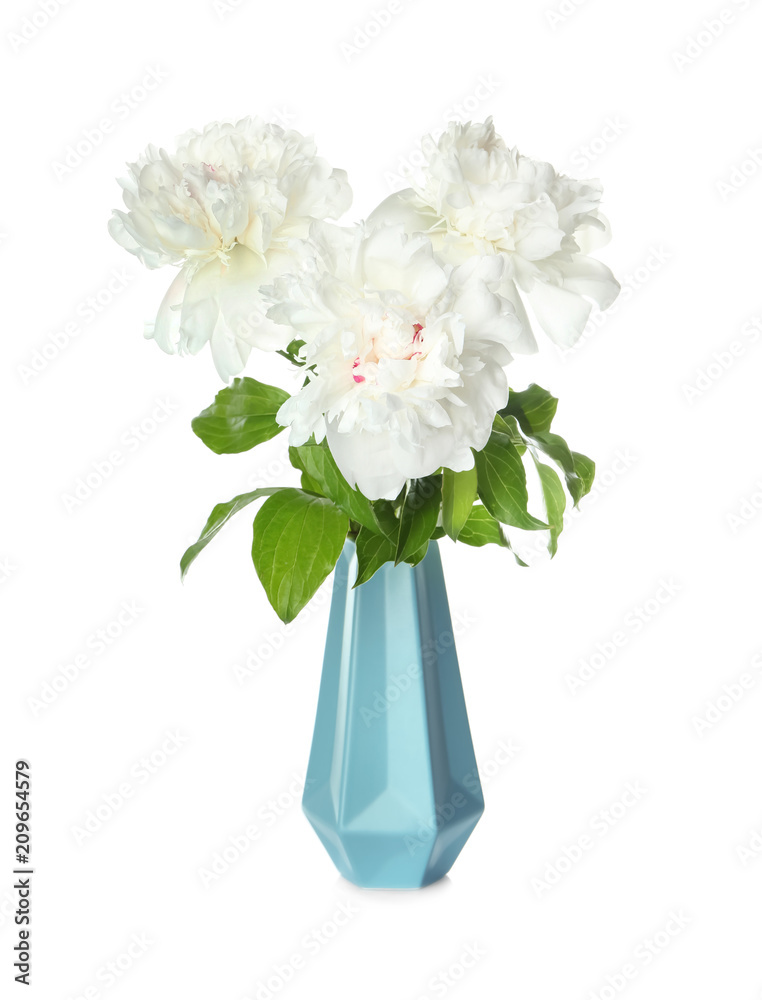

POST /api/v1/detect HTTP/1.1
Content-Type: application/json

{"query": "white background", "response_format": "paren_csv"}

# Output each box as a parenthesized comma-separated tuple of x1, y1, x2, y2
(2, 0, 762, 997)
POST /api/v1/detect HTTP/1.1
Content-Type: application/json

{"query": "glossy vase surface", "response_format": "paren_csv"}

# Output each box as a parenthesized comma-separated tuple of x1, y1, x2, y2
(303, 539, 484, 889)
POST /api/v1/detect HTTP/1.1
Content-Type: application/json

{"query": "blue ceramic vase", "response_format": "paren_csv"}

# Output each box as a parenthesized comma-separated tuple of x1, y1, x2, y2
(303, 538, 484, 889)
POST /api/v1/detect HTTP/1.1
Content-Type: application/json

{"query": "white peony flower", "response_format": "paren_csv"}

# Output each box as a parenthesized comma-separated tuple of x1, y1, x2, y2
(269, 223, 523, 500)
(109, 117, 352, 380)
(368, 118, 619, 350)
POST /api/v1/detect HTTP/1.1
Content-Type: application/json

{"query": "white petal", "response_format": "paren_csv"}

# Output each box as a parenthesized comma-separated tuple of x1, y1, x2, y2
(360, 225, 447, 309)
(147, 269, 188, 354)
(178, 245, 292, 377)
(525, 280, 592, 349)
(366, 190, 441, 236)
(557, 255, 620, 311)
(497, 278, 538, 354)
(325, 424, 407, 501)
(575, 212, 612, 253)
(209, 321, 252, 382)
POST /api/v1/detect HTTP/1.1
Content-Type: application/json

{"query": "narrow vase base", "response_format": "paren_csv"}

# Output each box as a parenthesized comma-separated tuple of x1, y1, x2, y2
(304, 799, 483, 891)
(339, 873, 450, 891)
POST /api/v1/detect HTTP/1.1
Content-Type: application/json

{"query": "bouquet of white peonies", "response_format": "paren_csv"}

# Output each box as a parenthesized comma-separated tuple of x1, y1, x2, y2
(110, 116, 619, 623)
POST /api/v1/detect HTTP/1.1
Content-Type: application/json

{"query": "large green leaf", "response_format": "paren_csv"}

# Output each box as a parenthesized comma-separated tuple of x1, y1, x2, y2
(500, 384, 558, 435)
(532, 457, 566, 557)
(180, 488, 283, 580)
(251, 489, 349, 623)
(457, 506, 508, 548)
(289, 441, 378, 532)
(442, 467, 478, 541)
(474, 432, 548, 530)
(396, 476, 442, 564)
(192, 377, 290, 454)
(354, 528, 396, 587)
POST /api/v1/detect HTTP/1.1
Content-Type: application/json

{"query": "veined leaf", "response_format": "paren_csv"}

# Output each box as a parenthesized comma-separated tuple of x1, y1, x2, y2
(180, 487, 283, 579)
(530, 431, 591, 507)
(371, 499, 401, 540)
(405, 540, 430, 566)
(570, 451, 595, 503)
(500, 384, 559, 435)
(532, 456, 566, 557)
(289, 441, 379, 533)
(354, 528, 396, 587)
(457, 506, 508, 548)
(252, 489, 349, 623)
(300, 471, 325, 495)
(395, 475, 442, 564)
(442, 467, 478, 541)
(474, 431, 548, 530)
(192, 377, 289, 454)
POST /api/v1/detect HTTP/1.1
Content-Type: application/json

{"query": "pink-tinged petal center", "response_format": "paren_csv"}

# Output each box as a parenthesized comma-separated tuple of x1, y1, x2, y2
(405, 323, 424, 360)
(352, 358, 365, 383)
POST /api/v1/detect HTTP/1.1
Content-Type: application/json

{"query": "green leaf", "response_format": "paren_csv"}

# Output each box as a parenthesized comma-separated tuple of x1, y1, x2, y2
(299, 472, 324, 496)
(493, 412, 526, 451)
(570, 451, 595, 503)
(252, 489, 349, 623)
(442, 467, 478, 541)
(180, 488, 283, 580)
(455, 506, 508, 548)
(354, 522, 433, 588)
(530, 432, 590, 507)
(276, 339, 307, 367)
(474, 432, 548, 530)
(499, 383, 594, 509)
(501, 384, 558, 435)
(396, 475, 442, 564)
(505, 537, 530, 567)
(405, 540, 430, 566)
(370, 499, 401, 540)
(532, 457, 566, 557)
(191, 377, 290, 454)
(289, 441, 379, 533)
(354, 528, 396, 587)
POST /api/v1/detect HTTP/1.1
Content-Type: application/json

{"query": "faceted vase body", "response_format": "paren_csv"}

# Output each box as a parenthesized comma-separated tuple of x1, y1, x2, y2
(302, 539, 484, 889)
